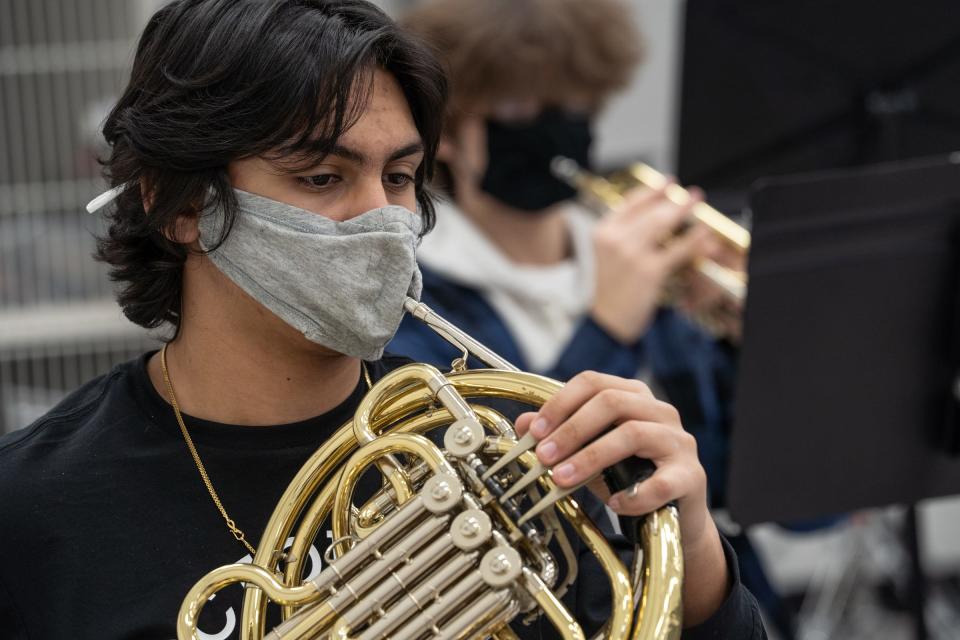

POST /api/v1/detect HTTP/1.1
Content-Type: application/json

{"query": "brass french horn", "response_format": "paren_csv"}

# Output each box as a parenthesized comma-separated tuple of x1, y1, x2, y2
(177, 299, 684, 640)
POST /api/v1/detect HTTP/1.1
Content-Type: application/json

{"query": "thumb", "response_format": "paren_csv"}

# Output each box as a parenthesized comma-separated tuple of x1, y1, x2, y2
(513, 412, 538, 437)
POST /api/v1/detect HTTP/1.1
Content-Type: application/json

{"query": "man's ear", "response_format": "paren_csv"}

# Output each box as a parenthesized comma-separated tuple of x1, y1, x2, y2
(140, 176, 200, 244)
(139, 175, 156, 213)
(437, 134, 457, 164)
(167, 214, 200, 244)
(443, 116, 487, 184)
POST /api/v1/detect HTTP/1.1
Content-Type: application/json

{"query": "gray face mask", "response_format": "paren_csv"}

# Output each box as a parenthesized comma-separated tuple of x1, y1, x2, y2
(198, 189, 422, 360)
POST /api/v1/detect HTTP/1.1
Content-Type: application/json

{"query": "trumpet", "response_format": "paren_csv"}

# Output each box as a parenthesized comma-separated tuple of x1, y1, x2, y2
(551, 157, 750, 337)
(178, 298, 684, 640)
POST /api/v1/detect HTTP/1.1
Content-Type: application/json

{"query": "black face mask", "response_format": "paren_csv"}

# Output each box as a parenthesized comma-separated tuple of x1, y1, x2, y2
(480, 108, 593, 213)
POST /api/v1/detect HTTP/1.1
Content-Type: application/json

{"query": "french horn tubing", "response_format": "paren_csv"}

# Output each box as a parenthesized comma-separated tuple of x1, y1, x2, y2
(177, 298, 684, 640)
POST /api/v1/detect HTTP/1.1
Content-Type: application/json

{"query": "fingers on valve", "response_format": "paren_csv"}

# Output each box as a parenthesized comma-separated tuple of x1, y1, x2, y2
(548, 419, 679, 488)
(535, 376, 682, 455)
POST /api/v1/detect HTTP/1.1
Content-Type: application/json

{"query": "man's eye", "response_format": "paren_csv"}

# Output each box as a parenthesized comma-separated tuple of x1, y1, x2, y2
(385, 173, 414, 188)
(298, 174, 338, 189)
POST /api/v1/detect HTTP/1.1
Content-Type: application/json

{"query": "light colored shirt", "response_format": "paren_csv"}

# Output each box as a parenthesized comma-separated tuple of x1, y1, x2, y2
(417, 200, 596, 371)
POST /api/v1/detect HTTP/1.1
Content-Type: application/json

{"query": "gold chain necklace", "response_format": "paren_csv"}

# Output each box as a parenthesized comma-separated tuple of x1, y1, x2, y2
(159, 345, 372, 556)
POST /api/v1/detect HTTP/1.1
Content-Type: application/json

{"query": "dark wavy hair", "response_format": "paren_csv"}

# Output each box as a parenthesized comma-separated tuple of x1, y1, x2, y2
(96, 0, 447, 332)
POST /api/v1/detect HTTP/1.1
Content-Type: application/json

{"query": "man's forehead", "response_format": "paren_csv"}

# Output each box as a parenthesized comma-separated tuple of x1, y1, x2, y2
(270, 69, 423, 169)
(336, 120, 421, 150)
(335, 71, 422, 162)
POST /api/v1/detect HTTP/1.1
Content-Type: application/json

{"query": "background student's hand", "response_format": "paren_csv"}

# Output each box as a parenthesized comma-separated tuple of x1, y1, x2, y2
(590, 184, 712, 344)
(673, 226, 747, 343)
(515, 370, 730, 626)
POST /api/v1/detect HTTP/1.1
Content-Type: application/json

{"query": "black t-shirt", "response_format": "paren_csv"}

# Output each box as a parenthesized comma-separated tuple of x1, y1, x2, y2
(0, 353, 764, 639)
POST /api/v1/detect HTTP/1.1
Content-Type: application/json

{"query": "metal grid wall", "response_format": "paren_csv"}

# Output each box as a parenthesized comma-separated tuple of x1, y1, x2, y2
(0, 1, 161, 433)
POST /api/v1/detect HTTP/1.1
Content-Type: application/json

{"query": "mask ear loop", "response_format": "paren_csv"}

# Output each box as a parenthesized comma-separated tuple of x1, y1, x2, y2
(86, 183, 129, 213)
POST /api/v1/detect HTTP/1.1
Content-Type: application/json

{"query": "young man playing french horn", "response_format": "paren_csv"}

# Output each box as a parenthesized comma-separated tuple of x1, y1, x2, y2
(0, 1, 764, 638)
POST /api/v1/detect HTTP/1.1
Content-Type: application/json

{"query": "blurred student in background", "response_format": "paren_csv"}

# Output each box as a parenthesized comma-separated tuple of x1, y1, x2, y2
(388, 0, 792, 636)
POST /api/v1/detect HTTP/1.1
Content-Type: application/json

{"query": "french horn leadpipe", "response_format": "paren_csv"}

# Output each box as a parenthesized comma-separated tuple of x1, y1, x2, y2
(551, 156, 749, 304)
(178, 298, 684, 640)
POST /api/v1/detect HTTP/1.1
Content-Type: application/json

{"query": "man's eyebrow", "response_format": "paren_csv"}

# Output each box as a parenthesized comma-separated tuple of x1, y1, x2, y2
(387, 142, 425, 162)
(327, 141, 425, 166)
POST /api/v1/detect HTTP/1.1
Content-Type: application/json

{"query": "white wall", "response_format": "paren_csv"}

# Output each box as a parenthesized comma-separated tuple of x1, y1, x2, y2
(594, 0, 683, 172)
(383, 0, 684, 172)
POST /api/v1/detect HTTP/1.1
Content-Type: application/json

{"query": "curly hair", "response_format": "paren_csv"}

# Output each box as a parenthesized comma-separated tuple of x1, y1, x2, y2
(96, 0, 447, 332)
(402, 0, 642, 117)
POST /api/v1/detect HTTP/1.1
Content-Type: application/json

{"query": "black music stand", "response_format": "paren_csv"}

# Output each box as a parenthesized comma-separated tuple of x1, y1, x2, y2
(676, 0, 960, 207)
(730, 152, 960, 523)
(728, 154, 960, 638)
